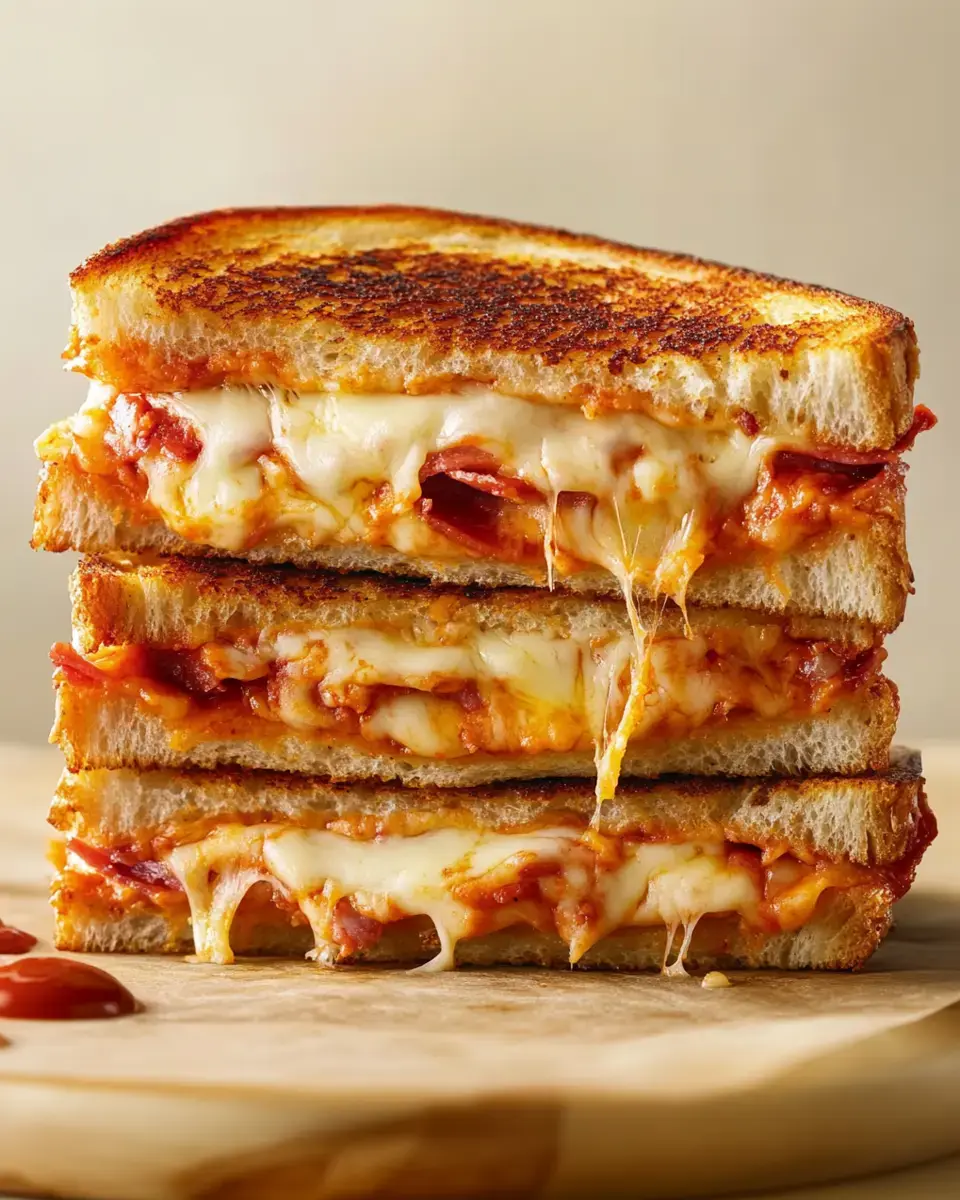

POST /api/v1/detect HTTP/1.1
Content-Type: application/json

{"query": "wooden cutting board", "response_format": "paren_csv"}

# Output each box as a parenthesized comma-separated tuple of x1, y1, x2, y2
(1, 744, 959, 1200)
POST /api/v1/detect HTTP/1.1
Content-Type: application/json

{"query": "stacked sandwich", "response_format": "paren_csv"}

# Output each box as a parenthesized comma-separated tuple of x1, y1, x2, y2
(34, 207, 936, 973)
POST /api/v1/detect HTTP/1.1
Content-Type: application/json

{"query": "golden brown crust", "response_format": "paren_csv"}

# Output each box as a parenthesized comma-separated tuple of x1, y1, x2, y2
(69, 206, 912, 363)
(66, 206, 918, 448)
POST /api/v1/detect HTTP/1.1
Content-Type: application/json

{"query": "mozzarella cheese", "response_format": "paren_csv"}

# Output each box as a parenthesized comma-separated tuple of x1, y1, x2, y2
(147, 388, 272, 534)
(70, 382, 784, 570)
(271, 626, 586, 704)
(165, 824, 765, 973)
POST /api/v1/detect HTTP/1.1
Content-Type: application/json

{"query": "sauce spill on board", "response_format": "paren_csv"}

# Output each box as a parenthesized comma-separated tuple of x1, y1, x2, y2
(0, 922, 38, 954)
(0, 957, 139, 1019)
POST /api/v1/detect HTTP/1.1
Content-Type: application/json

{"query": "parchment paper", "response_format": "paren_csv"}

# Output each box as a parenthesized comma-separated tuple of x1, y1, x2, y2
(0, 744, 958, 1200)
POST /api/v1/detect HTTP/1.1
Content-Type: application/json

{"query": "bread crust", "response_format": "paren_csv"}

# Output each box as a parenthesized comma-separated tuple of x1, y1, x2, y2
(50, 749, 924, 867)
(52, 886, 895, 971)
(66, 206, 918, 450)
(70, 553, 882, 651)
(35, 461, 911, 630)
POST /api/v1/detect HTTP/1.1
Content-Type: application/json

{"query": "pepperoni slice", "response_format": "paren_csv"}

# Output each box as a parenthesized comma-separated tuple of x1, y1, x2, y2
(773, 405, 936, 483)
(420, 446, 543, 503)
(331, 898, 383, 954)
(145, 649, 225, 695)
(419, 474, 508, 555)
(68, 840, 181, 893)
(49, 644, 107, 685)
(104, 394, 202, 464)
(771, 451, 889, 491)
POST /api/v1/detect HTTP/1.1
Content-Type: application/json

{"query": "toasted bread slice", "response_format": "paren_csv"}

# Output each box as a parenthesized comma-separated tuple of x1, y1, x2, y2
(67, 206, 918, 450)
(50, 680, 899, 785)
(70, 554, 882, 651)
(51, 892, 894, 972)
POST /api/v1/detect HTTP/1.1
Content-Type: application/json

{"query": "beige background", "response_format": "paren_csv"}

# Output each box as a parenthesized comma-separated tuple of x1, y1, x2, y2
(0, 0, 955, 744)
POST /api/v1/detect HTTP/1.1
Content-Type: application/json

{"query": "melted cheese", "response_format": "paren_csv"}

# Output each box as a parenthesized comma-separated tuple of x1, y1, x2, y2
(261, 625, 596, 757)
(310, 627, 584, 708)
(234, 620, 824, 762)
(61, 382, 783, 570)
(361, 693, 466, 758)
(702, 970, 734, 989)
(79, 615, 842, 772)
(165, 825, 767, 973)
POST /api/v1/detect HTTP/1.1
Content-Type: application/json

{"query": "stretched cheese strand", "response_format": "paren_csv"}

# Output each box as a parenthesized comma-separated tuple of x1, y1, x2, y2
(163, 826, 763, 973)
(663, 915, 702, 979)
(540, 438, 560, 591)
(167, 827, 273, 964)
(653, 509, 708, 634)
(591, 583, 651, 824)
(562, 492, 658, 822)
(299, 882, 343, 967)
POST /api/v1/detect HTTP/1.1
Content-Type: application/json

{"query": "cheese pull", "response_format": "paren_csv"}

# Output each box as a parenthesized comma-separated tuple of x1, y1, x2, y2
(164, 824, 815, 973)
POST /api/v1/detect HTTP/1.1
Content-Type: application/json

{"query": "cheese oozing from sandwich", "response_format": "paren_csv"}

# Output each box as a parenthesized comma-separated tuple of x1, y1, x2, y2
(154, 823, 860, 973)
(52, 618, 871, 776)
(41, 381, 783, 590)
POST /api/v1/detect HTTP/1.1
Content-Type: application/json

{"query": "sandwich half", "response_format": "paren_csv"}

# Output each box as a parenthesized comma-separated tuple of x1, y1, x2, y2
(51, 556, 898, 794)
(49, 752, 934, 971)
(33, 206, 933, 631)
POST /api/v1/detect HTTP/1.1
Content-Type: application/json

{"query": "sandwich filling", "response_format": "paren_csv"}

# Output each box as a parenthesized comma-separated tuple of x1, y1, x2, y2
(51, 619, 884, 783)
(58, 823, 890, 972)
(37, 383, 928, 600)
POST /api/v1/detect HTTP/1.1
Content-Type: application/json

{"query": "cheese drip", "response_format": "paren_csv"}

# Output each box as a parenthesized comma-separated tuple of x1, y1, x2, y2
(166, 616, 845, 779)
(165, 825, 762, 973)
(56, 382, 777, 572)
(559, 496, 670, 821)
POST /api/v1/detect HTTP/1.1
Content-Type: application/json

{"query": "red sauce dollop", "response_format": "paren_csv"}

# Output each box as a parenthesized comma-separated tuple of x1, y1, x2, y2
(0, 923, 37, 954)
(0, 957, 139, 1019)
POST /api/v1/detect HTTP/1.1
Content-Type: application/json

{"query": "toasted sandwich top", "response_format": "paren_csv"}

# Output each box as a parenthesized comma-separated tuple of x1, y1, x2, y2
(66, 205, 918, 450)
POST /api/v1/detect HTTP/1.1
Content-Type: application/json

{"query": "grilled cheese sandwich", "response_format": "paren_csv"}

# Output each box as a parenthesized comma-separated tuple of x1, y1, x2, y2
(49, 756, 934, 972)
(35, 206, 936, 977)
(51, 557, 897, 791)
(34, 205, 933, 635)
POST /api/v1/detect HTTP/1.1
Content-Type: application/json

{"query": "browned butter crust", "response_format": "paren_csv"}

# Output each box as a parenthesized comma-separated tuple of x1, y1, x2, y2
(66, 205, 918, 446)
(70, 553, 884, 650)
(69, 206, 913, 363)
